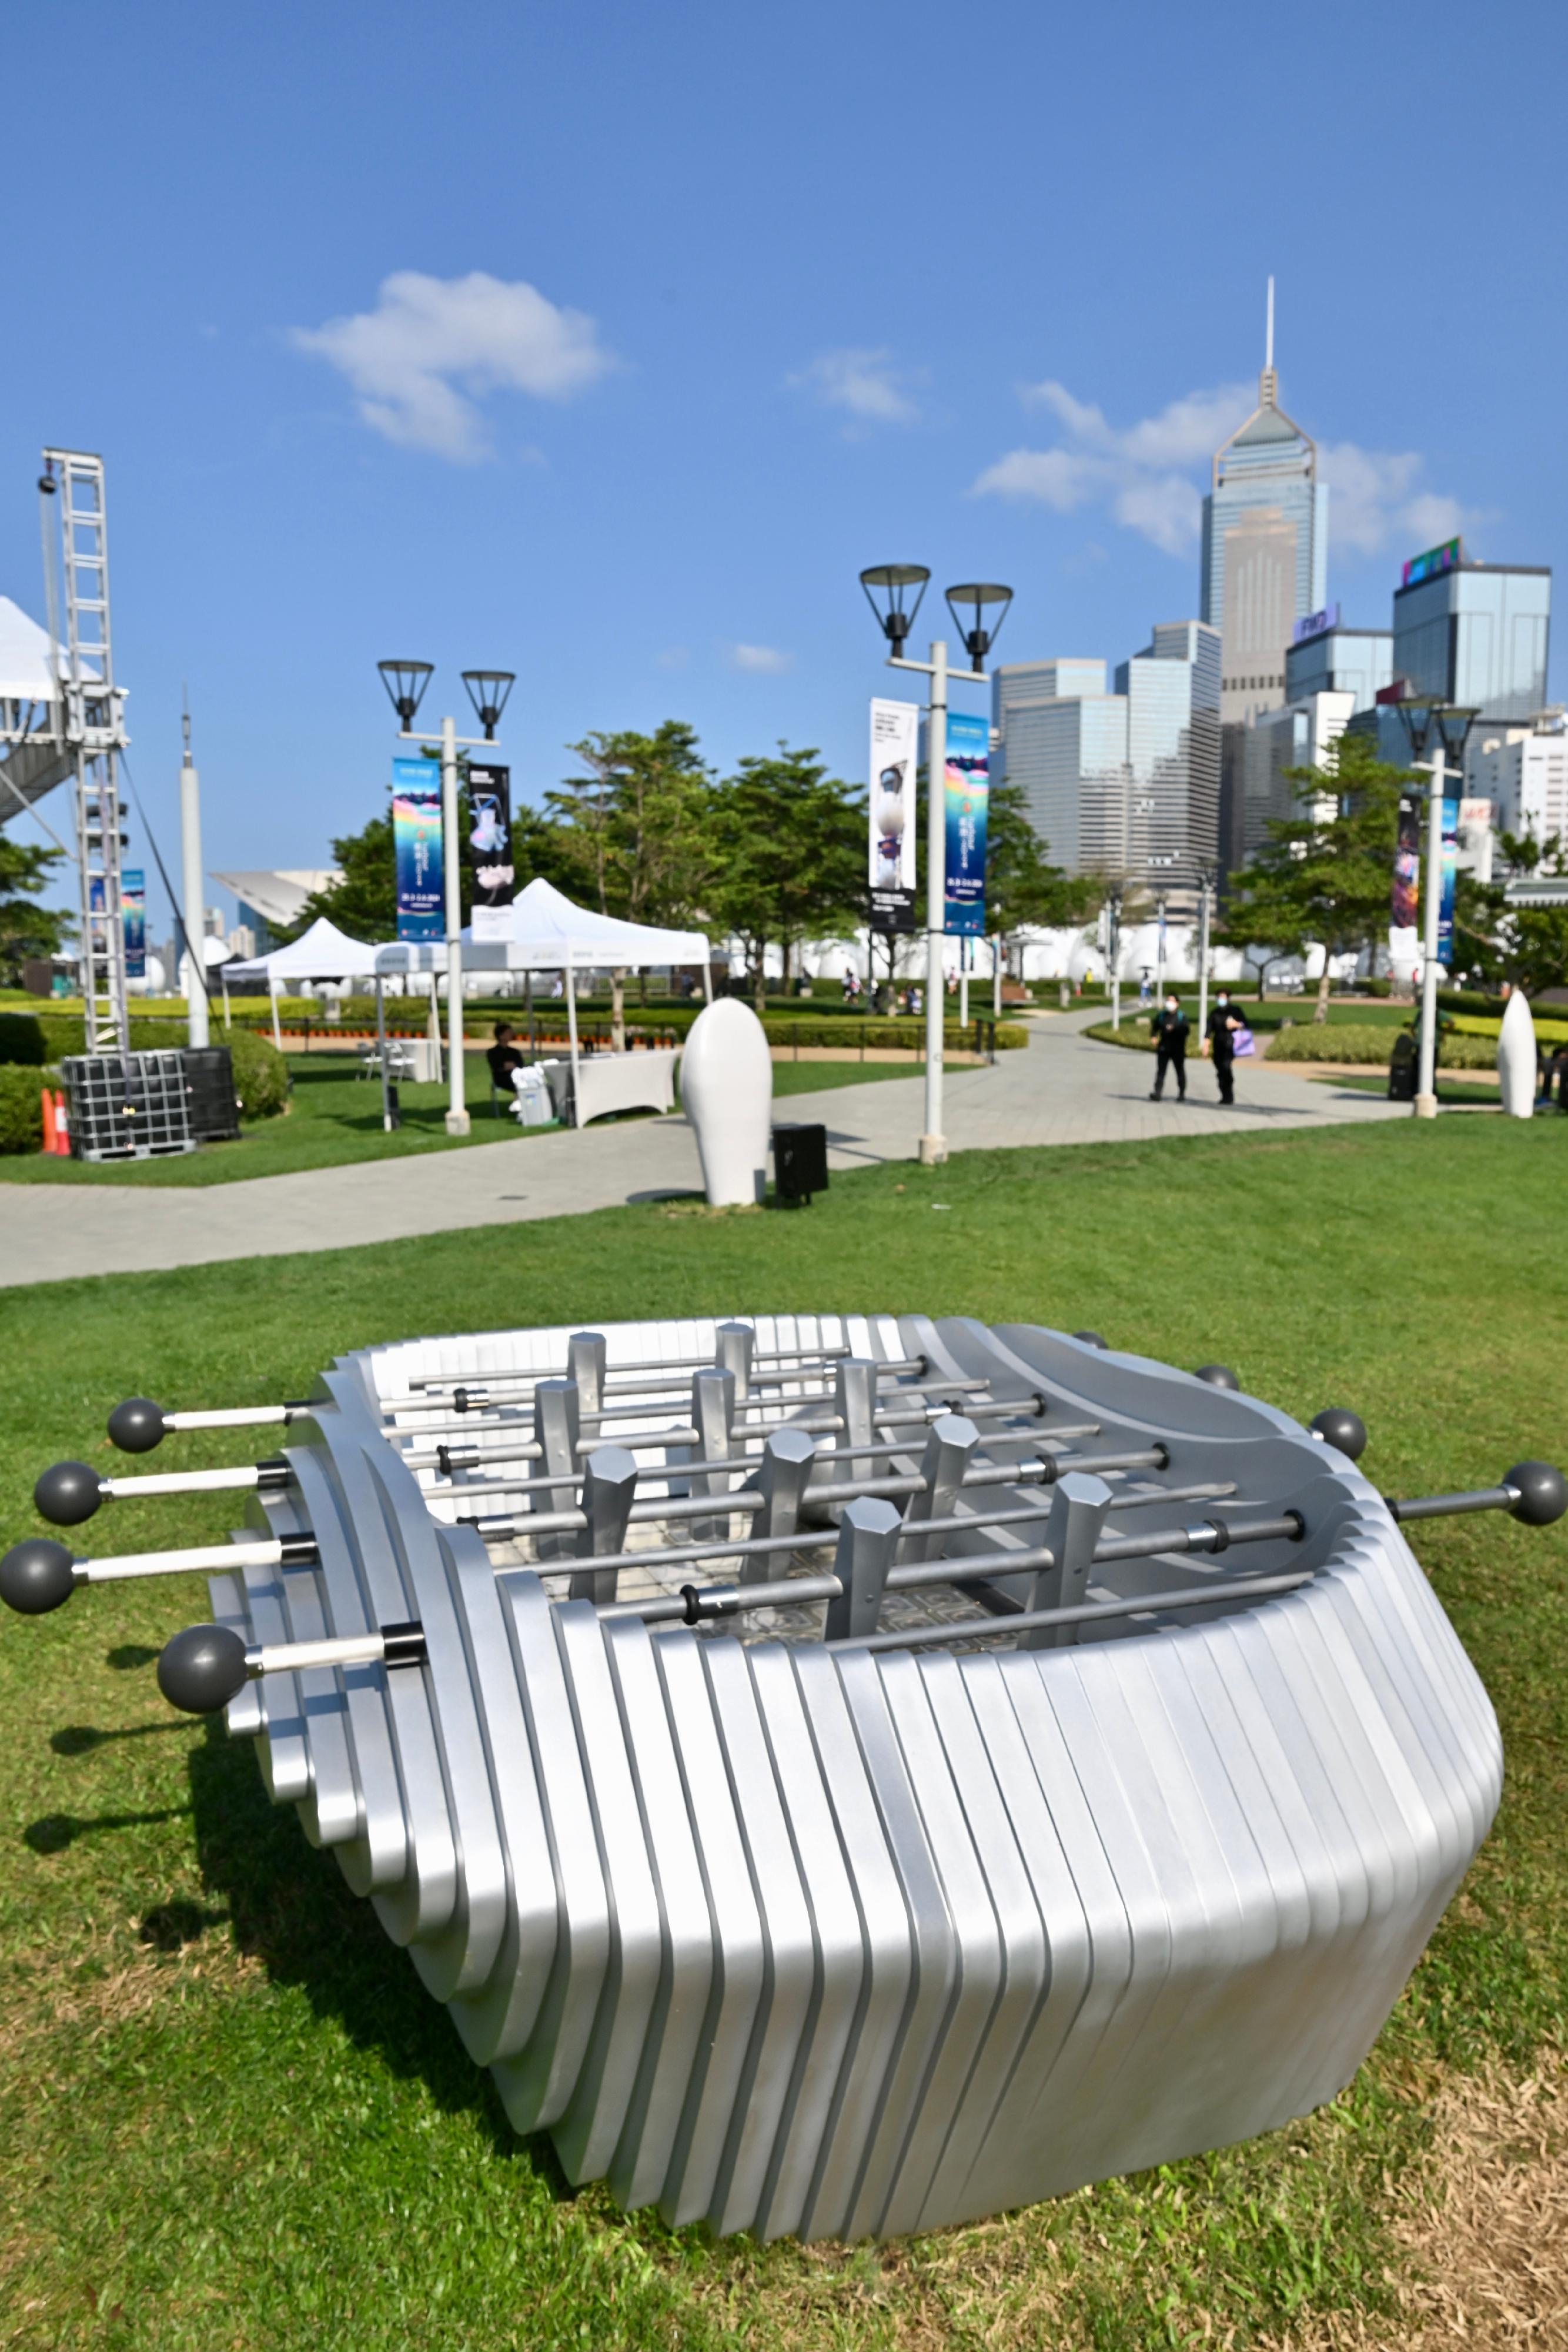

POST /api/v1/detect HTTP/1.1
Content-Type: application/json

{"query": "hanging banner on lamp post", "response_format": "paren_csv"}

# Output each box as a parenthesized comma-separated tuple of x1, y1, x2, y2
(121, 868, 145, 978)
(868, 698, 918, 934)
(1391, 795, 1420, 930)
(1437, 797, 1459, 965)
(465, 762, 515, 941)
(392, 757, 444, 942)
(943, 709, 989, 935)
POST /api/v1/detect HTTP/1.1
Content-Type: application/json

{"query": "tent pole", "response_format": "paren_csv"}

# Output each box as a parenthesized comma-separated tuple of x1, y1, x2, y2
(376, 975, 393, 1131)
(526, 968, 535, 1059)
(270, 974, 282, 1053)
(221, 967, 231, 1029)
(565, 950, 581, 1128)
(701, 958, 713, 1003)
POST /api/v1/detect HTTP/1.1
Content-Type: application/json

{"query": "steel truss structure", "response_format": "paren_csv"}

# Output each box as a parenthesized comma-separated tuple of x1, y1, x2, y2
(11, 1315, 1531, 2240)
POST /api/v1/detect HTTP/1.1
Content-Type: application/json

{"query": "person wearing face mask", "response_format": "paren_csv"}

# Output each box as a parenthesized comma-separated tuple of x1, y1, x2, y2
(1148, 991, 1189, 1101)
(1202, 990, 1241, 1104)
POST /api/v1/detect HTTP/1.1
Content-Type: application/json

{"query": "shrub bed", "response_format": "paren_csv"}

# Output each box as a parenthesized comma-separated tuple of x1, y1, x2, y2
(1263, 1023, 1497, 1068)
(227, 1029, 289, 1119)
(0, 1012, 48, 1065)
(0, 1064, 56, 1152)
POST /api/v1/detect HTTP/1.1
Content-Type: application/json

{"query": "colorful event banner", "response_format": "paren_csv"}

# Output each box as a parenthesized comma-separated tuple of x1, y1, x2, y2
(121, 868, 145, 978)
(1392, 796, 1420, 930)
(942, 710, 989, 935)
(1437, 797, 1459, 965)
(868, 698, 918, 934)
(392, 757, 444, 941)
(465, 762, 515, 941)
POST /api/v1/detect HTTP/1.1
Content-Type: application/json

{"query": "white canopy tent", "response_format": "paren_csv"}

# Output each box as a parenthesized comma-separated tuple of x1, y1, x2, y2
(373, 878, 711, 1127)
(225, 916, 382, 1050)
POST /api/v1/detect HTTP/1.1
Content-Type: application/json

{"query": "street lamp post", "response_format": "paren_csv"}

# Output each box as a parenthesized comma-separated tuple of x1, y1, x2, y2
(377, 660, 515, 1138)
(1106, 886, 1124, 1028)
(1395, 700, 1478, 1120)
(859, 567, 1012, 1164)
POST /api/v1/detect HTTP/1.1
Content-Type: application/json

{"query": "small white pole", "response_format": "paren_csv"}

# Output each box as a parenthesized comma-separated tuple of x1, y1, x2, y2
(1196, 874, 1212, 1043)
(992, 934, 1001, 1017)
(440, 713, 470, 1135)
(376, 973, 393, 1130)
(959, 933, 969, 1030)
(565, 948, 581, 1126)
(179, 713, 209, 1050)
(921, 638, 948, 1164)
(269, 971, 282, 1053)
(1415, 744, 1446, 1119)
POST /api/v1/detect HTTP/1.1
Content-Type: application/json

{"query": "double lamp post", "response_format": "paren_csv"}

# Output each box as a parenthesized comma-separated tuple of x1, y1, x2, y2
(377, 659, 515, 1137)
(858, 567, 1012, 1165)
(1393, 698, 1478, 1120)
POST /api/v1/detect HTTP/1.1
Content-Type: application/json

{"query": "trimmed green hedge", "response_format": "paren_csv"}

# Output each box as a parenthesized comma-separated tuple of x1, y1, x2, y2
(227, 1029, 289, 1120)
(1086, 1018, 1500, 1070)
(0, 1064, 56, 1152)
(0, 1012, 48, 1066)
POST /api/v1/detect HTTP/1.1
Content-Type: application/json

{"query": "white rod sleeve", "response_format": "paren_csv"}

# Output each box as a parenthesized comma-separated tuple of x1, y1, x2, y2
(103, 1466, 263, 1499)
(163, 1406, 295, 1431)
(81, 1539, 283, 1583)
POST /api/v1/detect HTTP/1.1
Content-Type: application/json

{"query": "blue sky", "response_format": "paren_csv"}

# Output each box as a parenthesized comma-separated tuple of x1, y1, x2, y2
(5, 0, 1564, 936)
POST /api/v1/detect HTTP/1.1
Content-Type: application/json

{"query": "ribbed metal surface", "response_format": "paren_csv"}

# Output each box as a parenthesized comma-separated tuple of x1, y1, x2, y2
(206, 1313, 1500, 2239)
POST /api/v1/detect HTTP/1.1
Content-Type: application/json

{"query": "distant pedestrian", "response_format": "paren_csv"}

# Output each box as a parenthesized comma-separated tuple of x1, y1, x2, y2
(1202, 990, 1241, 1104)
(1148, 993, 1189, 1100)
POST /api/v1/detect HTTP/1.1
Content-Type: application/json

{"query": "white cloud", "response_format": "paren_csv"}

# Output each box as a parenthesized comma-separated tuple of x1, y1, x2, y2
(976, 378, 1470, 563)
(790, 347, 921, 425)
(292, 270, 614, 460)
(730, 643, 794, 674)
(1318, 442, 1473, 556)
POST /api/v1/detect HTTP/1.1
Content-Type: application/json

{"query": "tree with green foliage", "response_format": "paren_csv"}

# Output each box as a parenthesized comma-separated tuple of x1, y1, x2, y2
(0, 833, 72, 983)
(1474, 830, 1568, 995)
(708, 746, 864, 1010)
(1215, 733, 1419, 1016)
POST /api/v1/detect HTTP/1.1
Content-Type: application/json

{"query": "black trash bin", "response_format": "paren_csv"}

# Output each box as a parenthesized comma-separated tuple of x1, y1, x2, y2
(773, 1121, 828, 1205)
(1388, 1033, 1417, 1102)
(181, 1047, 241, 1141)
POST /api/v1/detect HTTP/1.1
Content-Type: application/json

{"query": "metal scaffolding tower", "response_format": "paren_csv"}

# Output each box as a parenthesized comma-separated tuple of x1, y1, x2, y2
(39, 450, 131, 1054)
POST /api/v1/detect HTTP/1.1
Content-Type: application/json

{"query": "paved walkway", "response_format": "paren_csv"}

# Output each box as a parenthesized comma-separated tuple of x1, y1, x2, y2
(0, 1015, 1402, 1287)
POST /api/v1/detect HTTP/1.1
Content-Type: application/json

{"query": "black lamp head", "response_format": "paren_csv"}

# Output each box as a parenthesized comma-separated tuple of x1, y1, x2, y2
(461, 669, 516, 741)
(944, 582, 1013, 673)
(859, 564, 930, 660)
(376, 659, 433, 735)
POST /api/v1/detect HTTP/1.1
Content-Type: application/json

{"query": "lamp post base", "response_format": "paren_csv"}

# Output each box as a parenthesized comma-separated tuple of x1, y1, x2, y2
(1413, 1092, 1438, 1121)
(918, 1132, 948, 1166)
(445, 1109, 472, 1138)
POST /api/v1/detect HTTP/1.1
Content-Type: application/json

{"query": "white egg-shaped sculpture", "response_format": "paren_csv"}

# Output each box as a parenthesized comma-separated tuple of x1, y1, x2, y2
(1497, 989, 1537, 1118)
(680, 996, 774, 1204)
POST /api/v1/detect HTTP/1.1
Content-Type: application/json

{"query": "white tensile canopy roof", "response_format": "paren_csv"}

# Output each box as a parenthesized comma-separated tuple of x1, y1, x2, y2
(373, 876, 709, 974)
(225, 915, 380, 982)
(0, 597, 94, 701)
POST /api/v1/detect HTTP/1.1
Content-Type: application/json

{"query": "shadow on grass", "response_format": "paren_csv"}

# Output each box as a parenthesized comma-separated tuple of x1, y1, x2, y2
(184, 1722, 575, 2196)
(24, 1803, 192, 1854)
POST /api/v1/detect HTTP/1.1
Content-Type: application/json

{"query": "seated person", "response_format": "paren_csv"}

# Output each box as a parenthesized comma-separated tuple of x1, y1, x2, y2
(486, 1021, 524, 1091)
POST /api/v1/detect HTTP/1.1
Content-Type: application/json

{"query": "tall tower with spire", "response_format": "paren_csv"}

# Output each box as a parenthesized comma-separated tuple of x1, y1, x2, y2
(1200, 279, 1328, 729)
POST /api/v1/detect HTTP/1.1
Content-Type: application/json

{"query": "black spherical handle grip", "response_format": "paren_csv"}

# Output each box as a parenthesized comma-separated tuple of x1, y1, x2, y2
(1193, 1364, 1241, 1391)
(1505, 1461, 1567, 1526)
(34, 1461, 105, 1526)
(0, 1538, 79, 1614)
(1310, 1408, 1369, 1462)
(108, 1398, 167, 1454)
(158, 1625, 250, 1715)
(1072, 1330, 1108, 1349)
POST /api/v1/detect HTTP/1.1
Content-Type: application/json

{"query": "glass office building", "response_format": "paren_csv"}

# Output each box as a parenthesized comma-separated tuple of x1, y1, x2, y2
(1392, 558, 1551, 721)
(1285, 623, 1393, 713)
(994, 629, 1220, 893)
(1201, 362, 1329, 730)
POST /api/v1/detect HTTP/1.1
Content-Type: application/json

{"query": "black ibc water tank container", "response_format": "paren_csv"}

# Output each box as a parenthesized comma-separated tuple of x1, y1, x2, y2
(182, 1047, 240, 1141)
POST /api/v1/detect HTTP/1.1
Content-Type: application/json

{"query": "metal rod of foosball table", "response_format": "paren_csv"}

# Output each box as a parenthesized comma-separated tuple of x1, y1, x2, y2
(105, 1398, 316, 1454)
(833, 1571, 1319, 1654)
(32, 1456, 293, 1526)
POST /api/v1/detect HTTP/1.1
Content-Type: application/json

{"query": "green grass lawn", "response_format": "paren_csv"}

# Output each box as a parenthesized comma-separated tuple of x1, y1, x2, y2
(2, 1116, 1565, 2348)
(0, 1053, 927, 1187)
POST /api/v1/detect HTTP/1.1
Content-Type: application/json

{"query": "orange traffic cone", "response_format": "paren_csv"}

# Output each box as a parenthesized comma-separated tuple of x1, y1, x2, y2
(54, 1090, 71, 1155)
(41, 1088, 56, 1154)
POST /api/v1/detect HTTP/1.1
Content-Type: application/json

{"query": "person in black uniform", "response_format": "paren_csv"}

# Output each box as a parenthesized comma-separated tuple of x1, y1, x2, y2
(1148, 993, 1189, 1100)
(486, 1021, 524, 1094)
(1202, 991, 1240, 1104)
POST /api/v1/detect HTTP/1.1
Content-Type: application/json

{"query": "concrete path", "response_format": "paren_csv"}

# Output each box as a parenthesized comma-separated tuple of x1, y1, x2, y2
(0, 1015, 1403, 1287)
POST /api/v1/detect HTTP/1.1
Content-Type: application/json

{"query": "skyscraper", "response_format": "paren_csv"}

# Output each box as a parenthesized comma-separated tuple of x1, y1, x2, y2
(1201, 283, 1329, 729)
(992, 623, 1220, 894)
(1391, 545, 1550, 721)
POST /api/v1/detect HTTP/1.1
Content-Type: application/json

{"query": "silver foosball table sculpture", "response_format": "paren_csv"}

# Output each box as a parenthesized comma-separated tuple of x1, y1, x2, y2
(6, 1314, 1563, 2242)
